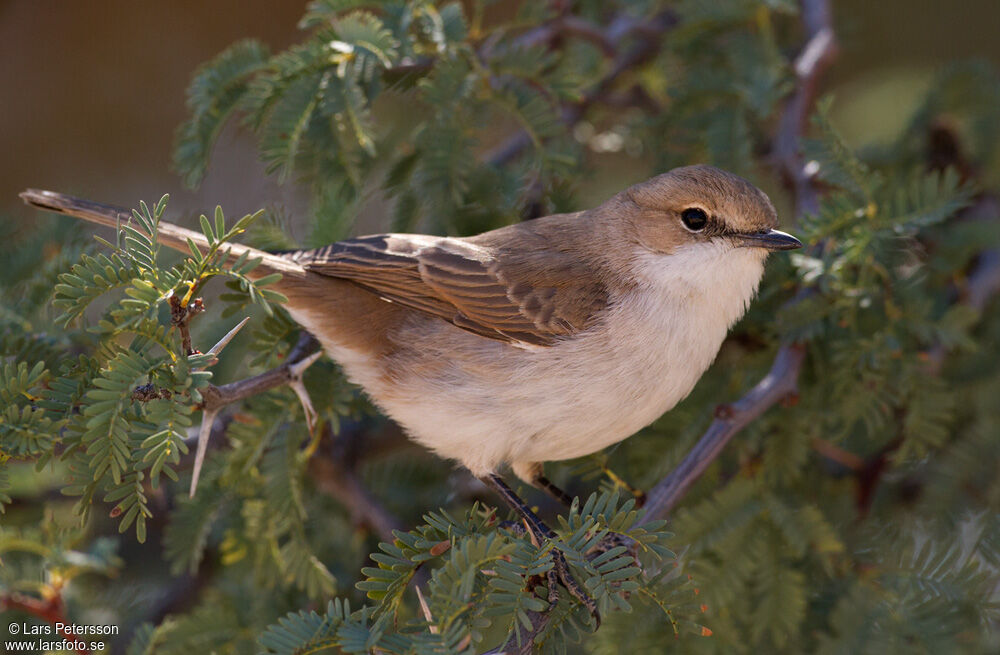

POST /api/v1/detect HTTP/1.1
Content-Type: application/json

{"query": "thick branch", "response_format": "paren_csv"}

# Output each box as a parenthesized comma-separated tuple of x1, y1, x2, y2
(643, 344, 806, 520)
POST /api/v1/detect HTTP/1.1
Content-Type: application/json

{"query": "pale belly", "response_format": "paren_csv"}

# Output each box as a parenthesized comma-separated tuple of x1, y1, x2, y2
(334, 296, 730, 478)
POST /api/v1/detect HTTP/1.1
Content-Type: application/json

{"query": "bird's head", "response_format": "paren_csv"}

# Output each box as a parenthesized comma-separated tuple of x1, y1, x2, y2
(621, 164, 802, 257)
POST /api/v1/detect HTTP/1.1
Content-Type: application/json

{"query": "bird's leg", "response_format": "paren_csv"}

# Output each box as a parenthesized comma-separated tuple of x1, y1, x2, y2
(515, 462, 574, 508)
(532, 474, 575, 508)
(482, 474, 599, 626)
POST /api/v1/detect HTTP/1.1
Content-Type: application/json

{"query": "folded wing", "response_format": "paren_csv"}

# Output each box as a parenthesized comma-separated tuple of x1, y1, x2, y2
(285, 234, 606, 346)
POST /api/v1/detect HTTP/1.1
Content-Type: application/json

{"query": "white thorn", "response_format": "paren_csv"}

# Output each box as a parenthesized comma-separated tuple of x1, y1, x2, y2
(286, 350, 323, 436)
(414, 586, 438, 634)
(189, 409, 219, 497)
(289, 378, 319, 437)
(288, 349, 323, 378)
(208, 317, 251, 357)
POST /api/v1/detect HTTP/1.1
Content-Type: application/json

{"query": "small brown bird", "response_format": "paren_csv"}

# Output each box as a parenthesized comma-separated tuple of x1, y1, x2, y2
(23, 165, 800, 618)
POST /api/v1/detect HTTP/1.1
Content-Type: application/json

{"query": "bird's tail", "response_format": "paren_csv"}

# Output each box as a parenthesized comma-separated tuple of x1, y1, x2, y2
(19, 189, 306, 280)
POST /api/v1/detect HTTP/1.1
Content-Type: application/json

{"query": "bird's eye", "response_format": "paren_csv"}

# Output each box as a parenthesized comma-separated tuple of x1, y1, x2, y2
(681, 207, 708, 231)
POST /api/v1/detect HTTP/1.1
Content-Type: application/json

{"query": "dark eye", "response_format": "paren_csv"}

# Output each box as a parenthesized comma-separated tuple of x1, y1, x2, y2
(681, 207, 708, 231)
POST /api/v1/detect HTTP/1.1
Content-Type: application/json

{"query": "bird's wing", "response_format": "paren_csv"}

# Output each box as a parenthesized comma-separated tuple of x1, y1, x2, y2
(284, 234, 607, 346)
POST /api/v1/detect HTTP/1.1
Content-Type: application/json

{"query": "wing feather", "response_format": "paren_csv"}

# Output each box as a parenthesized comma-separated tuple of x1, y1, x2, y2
(288, 233, 607, 346)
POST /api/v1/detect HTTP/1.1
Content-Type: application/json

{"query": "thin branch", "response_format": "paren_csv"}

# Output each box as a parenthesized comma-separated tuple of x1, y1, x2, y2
(810, 436, 865, 471)
(197, 332, 321, 413)
(170, 295, 205, 356)
(556, 16, 617, 56)
(496, 11, 645, 56)
(925, 219, 1000, 374)
(968, 248, 1000, 312)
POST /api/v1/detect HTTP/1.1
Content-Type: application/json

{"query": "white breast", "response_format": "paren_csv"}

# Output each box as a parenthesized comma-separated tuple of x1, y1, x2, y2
(296, 242, 766, 479)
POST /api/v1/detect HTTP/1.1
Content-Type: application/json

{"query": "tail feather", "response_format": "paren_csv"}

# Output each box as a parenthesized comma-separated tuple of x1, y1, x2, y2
(19, 189, 306, 279)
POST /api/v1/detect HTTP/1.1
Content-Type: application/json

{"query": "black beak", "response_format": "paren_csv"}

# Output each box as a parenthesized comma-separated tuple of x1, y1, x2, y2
(736, 229, 803, 251)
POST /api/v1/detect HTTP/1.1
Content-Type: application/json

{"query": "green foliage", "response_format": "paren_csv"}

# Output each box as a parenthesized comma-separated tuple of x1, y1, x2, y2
(1, 361, 53, 459)
(252, 492, 678, 654)
(4, 1, 1000, 654)
(3, 195, 283, 541)
(816, 535, 998, 655)
(173, 39, 272, 188)
(173, 0, 581, 233)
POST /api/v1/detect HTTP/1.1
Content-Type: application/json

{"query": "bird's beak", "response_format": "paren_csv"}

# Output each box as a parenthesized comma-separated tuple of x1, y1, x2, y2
(736, 229, 803, 251)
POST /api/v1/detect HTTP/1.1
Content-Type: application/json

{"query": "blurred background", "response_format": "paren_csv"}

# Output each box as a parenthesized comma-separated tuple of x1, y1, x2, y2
(3, 0, 1000, 226)
(3, 1, 1000, 652)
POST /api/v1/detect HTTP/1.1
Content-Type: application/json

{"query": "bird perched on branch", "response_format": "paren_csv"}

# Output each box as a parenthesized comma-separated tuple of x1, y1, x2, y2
(22, 164, 801, 620)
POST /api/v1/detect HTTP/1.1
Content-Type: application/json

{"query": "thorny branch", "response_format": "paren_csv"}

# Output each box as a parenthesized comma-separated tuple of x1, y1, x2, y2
(773, 0, 839, 217)
(197, 331, 320, 413)
(179, 325, 404, 536)
(187, 330, 323, 496)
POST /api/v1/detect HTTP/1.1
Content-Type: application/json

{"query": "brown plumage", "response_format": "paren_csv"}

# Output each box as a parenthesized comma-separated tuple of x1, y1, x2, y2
(289, 226, 608, 346)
